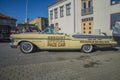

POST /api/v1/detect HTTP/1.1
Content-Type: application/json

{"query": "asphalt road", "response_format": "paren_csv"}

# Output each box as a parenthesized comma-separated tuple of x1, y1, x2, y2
(0, 42, 120, 80)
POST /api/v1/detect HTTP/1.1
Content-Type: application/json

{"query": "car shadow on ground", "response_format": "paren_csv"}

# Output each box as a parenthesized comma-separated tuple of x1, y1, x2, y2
(93, 47, 119, 52)
(0, 40, 10, 43)
(33, 47, 119, 54)
(33, 49, 81, 53)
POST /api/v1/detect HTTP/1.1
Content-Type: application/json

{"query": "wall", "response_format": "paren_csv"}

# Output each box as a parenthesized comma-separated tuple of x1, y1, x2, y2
(94, 0, 120, 35)
(48, 0, 120, 35)
(48, 0, 75, 34)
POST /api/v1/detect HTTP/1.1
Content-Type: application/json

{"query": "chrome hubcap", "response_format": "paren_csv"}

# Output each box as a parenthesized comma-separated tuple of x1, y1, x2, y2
(22, 43, 31, 51)
(84, 45, 91, 51)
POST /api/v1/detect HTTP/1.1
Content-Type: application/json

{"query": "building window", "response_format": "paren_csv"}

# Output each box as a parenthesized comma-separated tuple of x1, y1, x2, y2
(66, 3, 71, 16)
(81, 0, 93, 16)
(89, 18, 91, 21)
(82, 17, 93, 34)
(91, 17, 93, 20)
(89, 31, 91, 34)
(83, 2, 86, 9)
(83, 23, 86, 26)
(60, 6, 64, 17)
(54, 8, 58, 19)
(89, 22, 91, 25)
(86, 18, 89, 21)
(111, 0, 120, 5)
(82, 17, 93, 22)
(111, 0, 116, 4)
(83, 27, 86, 30)
(50, 10, 53, 20)
(88, 0, 92, 8)
(89, 27, 91, 29)
(111, 13, 120, 29)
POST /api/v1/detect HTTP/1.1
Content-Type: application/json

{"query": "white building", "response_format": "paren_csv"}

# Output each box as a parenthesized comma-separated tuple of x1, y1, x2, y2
(48, 0, 120, 35)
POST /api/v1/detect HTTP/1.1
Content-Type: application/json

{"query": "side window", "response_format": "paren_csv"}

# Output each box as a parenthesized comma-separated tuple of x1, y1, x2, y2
(44, 28, 50, 34)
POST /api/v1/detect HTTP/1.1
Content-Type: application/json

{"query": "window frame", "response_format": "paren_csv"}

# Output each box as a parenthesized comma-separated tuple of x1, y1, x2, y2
(60, 6, 64, 18)
(50, 10, 53, 20)
(54, 8, 58, 19)
(110, 13, 120, 29)
(66, 3, 71, 16)
(111, 0, 120, 5)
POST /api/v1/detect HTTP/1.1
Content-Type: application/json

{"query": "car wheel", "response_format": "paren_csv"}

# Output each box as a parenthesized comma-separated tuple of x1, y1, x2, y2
(82, 44, 93, 53)
(20, 42, 34, 53)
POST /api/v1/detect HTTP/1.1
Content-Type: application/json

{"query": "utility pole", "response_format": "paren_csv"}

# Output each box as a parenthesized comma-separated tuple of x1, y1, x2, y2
(25, 0, 29, 31)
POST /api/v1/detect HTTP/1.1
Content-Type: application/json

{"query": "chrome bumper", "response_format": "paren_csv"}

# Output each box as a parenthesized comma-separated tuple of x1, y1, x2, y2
(9, 43, 18, 48)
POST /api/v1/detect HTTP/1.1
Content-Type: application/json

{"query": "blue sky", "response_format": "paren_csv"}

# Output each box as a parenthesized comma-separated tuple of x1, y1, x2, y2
(0, 0, 56, 23)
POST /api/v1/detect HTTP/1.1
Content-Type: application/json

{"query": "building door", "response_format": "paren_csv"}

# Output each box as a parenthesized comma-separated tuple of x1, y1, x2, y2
(55, 23, 59, 33)
(81, 17, 94, 34)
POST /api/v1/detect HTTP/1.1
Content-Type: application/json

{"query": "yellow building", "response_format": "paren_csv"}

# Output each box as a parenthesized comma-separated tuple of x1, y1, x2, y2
(29, 17, 48, 30)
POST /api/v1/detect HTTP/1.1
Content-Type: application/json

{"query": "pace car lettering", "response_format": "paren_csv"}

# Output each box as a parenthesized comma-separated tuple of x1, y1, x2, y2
(80, 40, 109, 44)
(80, 40, 94, 43)
(47, 36, 65, 47)
(48, 36, 65, 40)
(94, 41, 109, 44)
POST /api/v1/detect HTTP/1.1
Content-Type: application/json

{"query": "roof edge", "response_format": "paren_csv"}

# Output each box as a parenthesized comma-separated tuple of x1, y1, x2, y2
(0, 13, 17, 21)
(48, 0, 67, 8)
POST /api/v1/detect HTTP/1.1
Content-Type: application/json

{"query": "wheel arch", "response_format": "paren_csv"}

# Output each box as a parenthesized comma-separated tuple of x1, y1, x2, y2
(81, 44, 94, 48)
(18, 40, 38, 48)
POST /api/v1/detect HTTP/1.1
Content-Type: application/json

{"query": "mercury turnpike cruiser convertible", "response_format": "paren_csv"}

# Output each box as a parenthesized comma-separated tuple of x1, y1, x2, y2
(9, 26, 117, 54)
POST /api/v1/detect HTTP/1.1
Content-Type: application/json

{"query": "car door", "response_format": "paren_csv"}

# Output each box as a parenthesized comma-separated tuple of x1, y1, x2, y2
(45, 34, 70, 49)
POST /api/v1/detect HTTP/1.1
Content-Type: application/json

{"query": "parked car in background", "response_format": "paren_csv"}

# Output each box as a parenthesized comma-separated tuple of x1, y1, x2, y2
(113, 21, 120, 46)
(0, 25, 11, 41)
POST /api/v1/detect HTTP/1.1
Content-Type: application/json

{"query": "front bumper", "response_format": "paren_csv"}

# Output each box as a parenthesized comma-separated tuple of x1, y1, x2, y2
(9, 43, 18, 48)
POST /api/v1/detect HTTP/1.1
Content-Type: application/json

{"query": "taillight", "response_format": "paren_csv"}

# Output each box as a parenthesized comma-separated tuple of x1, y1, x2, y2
(111, 37, 115, 41)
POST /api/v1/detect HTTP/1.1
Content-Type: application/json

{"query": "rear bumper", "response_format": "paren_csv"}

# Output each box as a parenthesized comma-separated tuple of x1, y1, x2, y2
(9, 43, 18, 48)
(113, 42, 118, 47)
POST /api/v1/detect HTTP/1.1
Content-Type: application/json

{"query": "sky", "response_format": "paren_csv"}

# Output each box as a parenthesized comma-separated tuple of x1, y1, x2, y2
(0, 0, 56, 23)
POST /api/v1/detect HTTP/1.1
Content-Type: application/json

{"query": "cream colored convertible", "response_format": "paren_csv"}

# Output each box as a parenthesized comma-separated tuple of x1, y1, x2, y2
(9, 26, 116, 54)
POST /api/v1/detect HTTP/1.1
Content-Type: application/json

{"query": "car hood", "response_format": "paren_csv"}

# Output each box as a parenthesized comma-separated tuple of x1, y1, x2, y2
(10, 32, 46, 39)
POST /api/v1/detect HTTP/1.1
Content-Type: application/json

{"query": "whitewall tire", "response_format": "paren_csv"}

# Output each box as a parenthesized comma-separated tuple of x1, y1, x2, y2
(20, 42, 34, 53)
(82, 44, 93, 53)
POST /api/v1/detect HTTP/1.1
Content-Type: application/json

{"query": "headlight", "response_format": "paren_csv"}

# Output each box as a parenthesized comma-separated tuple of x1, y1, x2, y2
(9, 37, 14, 42)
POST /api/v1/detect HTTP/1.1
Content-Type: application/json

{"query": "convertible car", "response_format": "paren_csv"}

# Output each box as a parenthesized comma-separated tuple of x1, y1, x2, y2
(9, 26, 117, 54)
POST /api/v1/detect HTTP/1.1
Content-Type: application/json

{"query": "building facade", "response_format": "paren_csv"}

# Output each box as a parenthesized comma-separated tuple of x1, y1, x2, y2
(29, 17, 48, 31)
(48, 0, 120, 35)
(0, 13, 17, 39)
(0, 13, 17, 30)
(48, 0, 75, 34)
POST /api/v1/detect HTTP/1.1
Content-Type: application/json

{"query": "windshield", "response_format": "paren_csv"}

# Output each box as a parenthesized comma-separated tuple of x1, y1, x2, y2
(41, 26, 54, 34)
